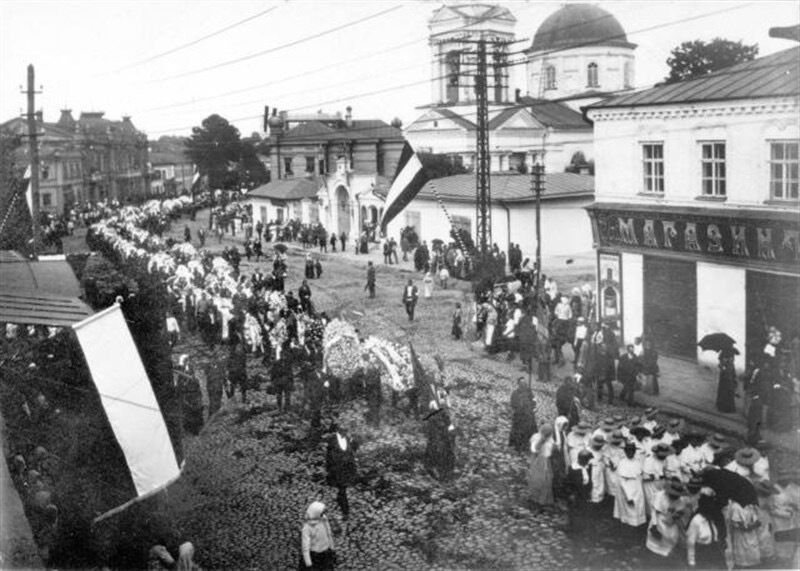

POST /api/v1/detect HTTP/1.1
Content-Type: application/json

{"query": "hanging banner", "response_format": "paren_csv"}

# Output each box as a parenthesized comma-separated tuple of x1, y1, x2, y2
(73, 304, 180, 520)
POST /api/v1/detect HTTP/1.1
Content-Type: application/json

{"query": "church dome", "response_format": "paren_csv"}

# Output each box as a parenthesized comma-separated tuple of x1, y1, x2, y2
(531, 3, 635, 52)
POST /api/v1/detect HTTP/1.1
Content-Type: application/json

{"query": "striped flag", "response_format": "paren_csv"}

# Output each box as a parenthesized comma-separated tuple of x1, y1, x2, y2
(380, 142, 430, 232)
(23, 165, 32, 213)
(72, 304, 181, 522)
(191, 165, 201, 188)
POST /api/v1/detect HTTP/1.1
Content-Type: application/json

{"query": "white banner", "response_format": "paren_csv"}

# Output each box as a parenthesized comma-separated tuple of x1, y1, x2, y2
(73, 304, 180, 501)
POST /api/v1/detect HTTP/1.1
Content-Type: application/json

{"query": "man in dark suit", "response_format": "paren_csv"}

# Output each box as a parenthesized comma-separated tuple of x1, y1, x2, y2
(402, 279, 419, 321)
(365, 261, 376, 298)
(326, 426, 358, 519)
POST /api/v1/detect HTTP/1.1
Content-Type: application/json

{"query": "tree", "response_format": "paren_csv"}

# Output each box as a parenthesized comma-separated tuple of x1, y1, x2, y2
(0, 128, 33, 254)
(665, 38, 759, 84)
(419, 153, 470, 179)
(238, 137, 269, 189)
(184, 114, 242, 189)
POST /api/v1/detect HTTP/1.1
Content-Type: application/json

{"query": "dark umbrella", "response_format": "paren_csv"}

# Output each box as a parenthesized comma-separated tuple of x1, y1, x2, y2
(273, 243, 288, 254)
(701, 468, 758, 506)
(698, 332, 737, 353)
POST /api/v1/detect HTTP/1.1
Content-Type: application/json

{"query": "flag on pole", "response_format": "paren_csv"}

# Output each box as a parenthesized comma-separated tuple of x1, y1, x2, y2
(380, 142, 430, 233)
(72, 304, 181, 522)
(23, 165, 32, 213)
(191, 165, 201, 188)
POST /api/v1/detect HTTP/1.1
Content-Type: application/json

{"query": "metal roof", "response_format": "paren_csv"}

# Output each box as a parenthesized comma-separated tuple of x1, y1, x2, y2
(417, 172, 594, 203)
(0, 288, 92, 327)
(589, 46, 800, 109)
(274, 119, 403, 144)
(0, 252, 83, 298)
(248, 178, 321, 201)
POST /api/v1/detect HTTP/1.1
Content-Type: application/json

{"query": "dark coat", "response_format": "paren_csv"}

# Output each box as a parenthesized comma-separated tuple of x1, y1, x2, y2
(517, 315, 538, 364)
(402, 285, 419, 304)
(509, 385, 538, 452)
(326, 434, 358, 487)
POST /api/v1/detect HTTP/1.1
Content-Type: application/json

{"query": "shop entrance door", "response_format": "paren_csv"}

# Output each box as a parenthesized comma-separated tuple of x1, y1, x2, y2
(644, 256, 697, 359)
(746, 271, 800, 364)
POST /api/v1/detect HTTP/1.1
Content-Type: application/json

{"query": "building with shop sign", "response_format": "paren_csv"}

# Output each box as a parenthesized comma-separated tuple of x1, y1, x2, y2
(585, 46, 800, 372)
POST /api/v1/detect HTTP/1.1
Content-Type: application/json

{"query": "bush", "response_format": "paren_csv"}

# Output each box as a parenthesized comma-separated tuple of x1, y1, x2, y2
(81, 254, 139, 310)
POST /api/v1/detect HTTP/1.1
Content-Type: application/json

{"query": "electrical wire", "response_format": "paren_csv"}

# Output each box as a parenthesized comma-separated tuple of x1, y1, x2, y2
(150, 4, 406, 83)
(109, 4, 281, 74)
(143, 1, 760, 136)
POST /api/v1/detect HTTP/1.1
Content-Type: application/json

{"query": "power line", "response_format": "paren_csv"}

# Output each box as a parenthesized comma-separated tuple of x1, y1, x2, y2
(110, 4, 281, 74)
(144, 1, 759, 136)
(150, 4, 406, 83)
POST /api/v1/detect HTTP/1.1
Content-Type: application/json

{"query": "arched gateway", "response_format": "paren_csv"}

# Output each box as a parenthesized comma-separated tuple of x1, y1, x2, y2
(335, 186, 350, 236)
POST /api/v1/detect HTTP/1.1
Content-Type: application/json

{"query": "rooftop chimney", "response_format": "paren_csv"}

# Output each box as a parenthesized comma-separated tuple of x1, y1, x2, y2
(515, 88, 521, 103)
(345, 106, 353, 128)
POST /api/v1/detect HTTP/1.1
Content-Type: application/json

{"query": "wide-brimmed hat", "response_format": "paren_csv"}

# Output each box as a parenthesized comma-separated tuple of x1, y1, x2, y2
(666, 480, 686, 498)
(571, 422, 591, 436)
(609, 430, 625, 446)
(652, 442, 674, 458)
(686, 476, 704, 494)
(591, 434, 606, 448)
(644, 407, 659, 419)
(707, 433, 727, 450)
(734, 447, 762, 467)
(599, 417, 616, 431)
(612, 414, 625, 426)
(629, 416, 642, 427)
(667, 418, 681, 429)
(754, 480, 778, 497)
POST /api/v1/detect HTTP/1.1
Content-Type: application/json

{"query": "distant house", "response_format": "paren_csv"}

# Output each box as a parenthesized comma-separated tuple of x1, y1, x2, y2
(253, 108, 404, 238)
(383, 172, 595, 257)
(148, 137, 194, 196)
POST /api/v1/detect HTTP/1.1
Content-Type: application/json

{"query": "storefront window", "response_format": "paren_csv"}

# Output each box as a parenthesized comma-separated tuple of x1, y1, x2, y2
(769, 140, 799, 201)
(700, 142, 726, 196)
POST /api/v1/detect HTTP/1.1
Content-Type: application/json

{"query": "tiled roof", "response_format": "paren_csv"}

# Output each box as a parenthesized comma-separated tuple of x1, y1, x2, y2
(0, 288, 93, 327)
(416, 172, 594, 203)
(519, 97, 591, 129)
(249, 177, 321, 201)
(589, 46, 800, 109)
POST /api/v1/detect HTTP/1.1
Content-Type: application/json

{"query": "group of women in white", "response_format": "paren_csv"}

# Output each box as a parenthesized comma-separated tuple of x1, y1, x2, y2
(527, 407, 799, 568)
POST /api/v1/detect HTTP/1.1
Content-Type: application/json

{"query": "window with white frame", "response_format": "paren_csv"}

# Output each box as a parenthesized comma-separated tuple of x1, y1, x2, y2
(544, 65, 556, 90)
(641, 143, 664, 193)
(587, 62, 599, 88)
(769, 140, 799, 201)
(700, 142, 726, 196)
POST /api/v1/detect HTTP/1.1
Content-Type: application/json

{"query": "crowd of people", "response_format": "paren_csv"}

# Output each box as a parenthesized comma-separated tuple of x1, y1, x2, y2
(516, 396, 800, 569)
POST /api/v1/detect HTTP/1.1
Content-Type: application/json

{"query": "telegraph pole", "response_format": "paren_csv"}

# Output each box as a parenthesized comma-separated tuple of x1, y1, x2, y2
(531, 162, 544, 292)
(24, 64, 42, 258)
(474, 39, 491, 255)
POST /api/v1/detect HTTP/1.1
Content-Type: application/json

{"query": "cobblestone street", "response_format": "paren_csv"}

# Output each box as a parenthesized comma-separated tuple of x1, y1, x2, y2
(157, 218, 660, 570)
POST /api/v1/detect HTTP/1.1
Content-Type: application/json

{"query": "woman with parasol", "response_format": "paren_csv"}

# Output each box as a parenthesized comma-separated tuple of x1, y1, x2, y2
(698, 333, 739, 413)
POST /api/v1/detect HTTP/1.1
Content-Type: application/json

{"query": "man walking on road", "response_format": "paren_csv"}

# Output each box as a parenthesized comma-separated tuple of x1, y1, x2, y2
(365, 261, 376, 298)
(402, 279, 419, 321)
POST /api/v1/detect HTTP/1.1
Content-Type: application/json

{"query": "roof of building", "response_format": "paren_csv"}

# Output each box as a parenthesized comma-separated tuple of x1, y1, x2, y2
(432, 3, 516, 26)
(0, 288, 93, 327)
(275, 119, 403, 144)
(0, 253, 83, 298)
(519, 97, 592, 129)
(411, 172, 594, 203)
(531, 3, 635, 52)
(589, 46, 800, 109)
(248, 177, 321, 201)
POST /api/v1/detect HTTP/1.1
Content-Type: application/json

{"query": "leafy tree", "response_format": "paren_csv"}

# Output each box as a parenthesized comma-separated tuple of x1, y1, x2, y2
(565, 151, 594, 175)
(665, 38, 758, 84)
(419, 153, 470, 179)
(238, 137, 269, 189)
(184, 114, 242, 189)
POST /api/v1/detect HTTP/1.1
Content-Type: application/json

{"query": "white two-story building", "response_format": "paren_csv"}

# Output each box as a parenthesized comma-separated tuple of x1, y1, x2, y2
(585, 46, 799, 372)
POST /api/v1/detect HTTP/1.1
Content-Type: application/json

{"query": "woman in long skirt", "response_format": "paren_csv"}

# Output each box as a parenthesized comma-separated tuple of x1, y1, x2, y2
(528, 424, 555, 507)
(716, 349, 737, 413)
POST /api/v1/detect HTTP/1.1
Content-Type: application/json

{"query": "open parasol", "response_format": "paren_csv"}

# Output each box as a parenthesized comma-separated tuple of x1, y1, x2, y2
(273, 243, 288, 254)
(700, 468, 758, 507)
(698, 332, 738, 353)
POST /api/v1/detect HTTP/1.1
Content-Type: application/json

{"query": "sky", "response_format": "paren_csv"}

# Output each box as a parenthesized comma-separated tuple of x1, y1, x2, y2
(1, 0, 798, 140)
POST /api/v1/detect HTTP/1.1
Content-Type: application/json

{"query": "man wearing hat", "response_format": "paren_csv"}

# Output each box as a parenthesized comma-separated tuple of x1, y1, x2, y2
(643, 443, 671, 517)
(646, 479, 687, 559)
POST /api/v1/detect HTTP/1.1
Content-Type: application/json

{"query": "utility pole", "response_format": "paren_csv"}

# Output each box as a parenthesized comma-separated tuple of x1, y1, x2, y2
(24, 64, 41, 258)
(531, 161, 544, 292)
(474, 39, 491, 255)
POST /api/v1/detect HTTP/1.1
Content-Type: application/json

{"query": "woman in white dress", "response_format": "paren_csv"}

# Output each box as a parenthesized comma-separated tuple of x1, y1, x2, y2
(528, 424, 555, 508)
(614, 442, 647, 527)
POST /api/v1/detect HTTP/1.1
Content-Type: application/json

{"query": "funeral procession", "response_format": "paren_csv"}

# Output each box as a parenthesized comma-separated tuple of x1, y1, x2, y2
(1, 1, 799, 569)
